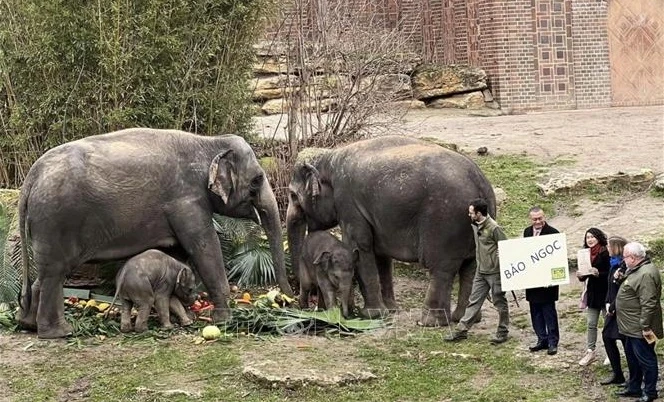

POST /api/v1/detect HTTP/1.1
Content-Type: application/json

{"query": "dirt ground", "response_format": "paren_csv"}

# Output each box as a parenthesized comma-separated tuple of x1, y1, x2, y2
(1, 106, 663, 401)
(255, 105, 664, 253)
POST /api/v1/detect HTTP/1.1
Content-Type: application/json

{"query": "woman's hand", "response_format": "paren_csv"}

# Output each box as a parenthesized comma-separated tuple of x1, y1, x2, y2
(591, 267, 599, 277)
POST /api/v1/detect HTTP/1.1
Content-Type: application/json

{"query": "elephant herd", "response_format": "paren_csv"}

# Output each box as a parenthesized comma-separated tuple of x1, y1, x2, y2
(15, 128, 496, 338)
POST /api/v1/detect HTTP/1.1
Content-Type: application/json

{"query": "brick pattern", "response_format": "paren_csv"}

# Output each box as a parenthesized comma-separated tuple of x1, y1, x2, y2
(262, 0, 661, 111)
(533, 0, 576, 108)
(571, 0, 611, 108)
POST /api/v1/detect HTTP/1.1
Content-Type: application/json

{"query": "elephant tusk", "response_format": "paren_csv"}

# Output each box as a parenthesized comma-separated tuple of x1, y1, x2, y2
(253, 206, 262, 226)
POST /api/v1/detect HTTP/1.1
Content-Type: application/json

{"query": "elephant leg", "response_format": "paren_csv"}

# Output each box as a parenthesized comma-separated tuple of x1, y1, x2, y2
(355, 252, 387, 318)
(169, 214, 230, 323)
(452, 257, 480, 323)
(133, 298, 154, 333)
(342, 226, 387, 319)
(36, 265, 73, 339)
(376, 256, 397, 311)
(120, 300, 133, 333)
(18, 279, 40, 330)
(154, 295, 173, 329)
(298, 259, 313, 309)
(169, 297, 192, 326)
(419, 259, 463, 327)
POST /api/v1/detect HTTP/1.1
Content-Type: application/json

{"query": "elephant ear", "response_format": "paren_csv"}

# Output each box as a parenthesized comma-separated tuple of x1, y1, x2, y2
(302, 163, 321, 199)
(313, 251, 331, 269)
(208, 149, 237, 204)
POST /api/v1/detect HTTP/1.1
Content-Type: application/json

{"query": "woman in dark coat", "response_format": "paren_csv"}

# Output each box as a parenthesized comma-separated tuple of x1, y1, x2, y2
(576, 227, 610, 366)
(600, 236, 628, 385)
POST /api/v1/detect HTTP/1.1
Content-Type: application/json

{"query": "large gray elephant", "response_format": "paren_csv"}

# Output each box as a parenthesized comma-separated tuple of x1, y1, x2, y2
(17, 128, 292, 338)
(286, 136, 496, 326)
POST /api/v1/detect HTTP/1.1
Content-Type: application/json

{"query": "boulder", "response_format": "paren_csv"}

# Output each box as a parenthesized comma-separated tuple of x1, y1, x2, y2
(389, 100, 426, 110)
(360, 74, 412, 98)
(260, 97, 337, 115)
(253, 56, 290, 75)
(427, 91, 486, 109)
(537, 169, 656, 196)
(412, 64, 487, 99)
(250, 75, 299, 101)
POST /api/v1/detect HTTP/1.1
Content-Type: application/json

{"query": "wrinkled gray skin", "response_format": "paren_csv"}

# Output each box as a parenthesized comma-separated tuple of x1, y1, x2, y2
(299, 231, 358, 318)
(17, 128, 291, 338)
(111, 249, 197, 333)
(286, 136, 495, 326)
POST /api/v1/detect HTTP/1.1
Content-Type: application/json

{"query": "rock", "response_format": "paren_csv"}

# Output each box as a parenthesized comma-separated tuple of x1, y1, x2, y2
(654, 173, 664, 193)
(260, 98, 287, 115)
(261, 97, 337, 115)
(412, 64, 487, 99)
(249, 75, 299, 101)
(253, 56, 290, 74)
(388, 100, 426, 109)
(243, 362, 377, 389)
(360, 74, 412, 98)
(477, 146, 488, 156)
(427, 91, 486, 109)
(493, 187, 507, 206)
(537, 169, 656, 196)
(417, 137, 459, 152)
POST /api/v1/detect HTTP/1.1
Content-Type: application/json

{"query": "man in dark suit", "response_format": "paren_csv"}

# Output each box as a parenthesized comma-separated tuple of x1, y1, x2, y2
(524, 206, 560, 355)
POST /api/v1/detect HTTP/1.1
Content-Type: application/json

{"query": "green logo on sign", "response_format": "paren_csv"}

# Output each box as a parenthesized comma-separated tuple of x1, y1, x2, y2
(551, 267, 566, 280)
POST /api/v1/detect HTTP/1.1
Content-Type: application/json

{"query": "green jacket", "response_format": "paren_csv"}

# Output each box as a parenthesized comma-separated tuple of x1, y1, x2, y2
(615, 259, 664, 339)
(474, 216, 507, 275)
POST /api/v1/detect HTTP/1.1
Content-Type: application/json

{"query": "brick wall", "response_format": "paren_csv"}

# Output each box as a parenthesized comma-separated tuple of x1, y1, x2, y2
(570, 0, 611, 108)
(261, 0, 659, 111)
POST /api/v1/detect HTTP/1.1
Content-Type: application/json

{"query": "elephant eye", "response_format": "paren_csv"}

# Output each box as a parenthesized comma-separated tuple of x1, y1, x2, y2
(250, 174, 264, 189)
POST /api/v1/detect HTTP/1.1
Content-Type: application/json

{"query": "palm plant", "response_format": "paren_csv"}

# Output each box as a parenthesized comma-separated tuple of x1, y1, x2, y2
(212, 214, 287, 288)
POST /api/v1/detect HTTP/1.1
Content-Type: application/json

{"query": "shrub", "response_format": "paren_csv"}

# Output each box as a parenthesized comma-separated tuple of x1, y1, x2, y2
(0, 0, 271, 188)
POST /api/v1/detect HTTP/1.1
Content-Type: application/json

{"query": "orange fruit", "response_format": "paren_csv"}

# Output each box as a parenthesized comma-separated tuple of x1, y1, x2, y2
(242, 292, 251, 301)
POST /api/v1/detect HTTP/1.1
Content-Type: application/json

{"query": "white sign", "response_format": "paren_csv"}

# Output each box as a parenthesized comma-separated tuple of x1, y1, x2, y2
(576, 248, 592, 276)
(498, 233, 570, 292)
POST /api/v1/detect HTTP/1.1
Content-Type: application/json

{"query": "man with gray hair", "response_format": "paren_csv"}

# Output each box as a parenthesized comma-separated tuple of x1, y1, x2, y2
(614, 242, 663, 402)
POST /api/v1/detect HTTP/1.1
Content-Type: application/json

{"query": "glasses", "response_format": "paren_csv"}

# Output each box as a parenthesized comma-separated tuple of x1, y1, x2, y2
(623, 254, 634, 260)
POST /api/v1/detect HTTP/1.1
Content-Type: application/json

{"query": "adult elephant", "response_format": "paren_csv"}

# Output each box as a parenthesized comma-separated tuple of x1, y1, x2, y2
(286, 136, 496, 325)
(17, 128, 292, 338)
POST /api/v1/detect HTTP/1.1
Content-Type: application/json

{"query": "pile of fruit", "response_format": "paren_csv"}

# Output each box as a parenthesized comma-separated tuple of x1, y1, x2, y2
(0, 287, 386, 340)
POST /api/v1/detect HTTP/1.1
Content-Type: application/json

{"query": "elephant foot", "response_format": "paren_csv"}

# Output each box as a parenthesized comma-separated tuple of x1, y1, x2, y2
(417, 310, 451, 327)
(37, 321, 73, 339)
(180, 317, 193, 327)
(120, 325, 133, 333)
(359, 305, 389, 319)
(18, 316, 38, 331)
(134, 324, 148, 333)
(212, 307, 231, 323)
(162, 323, 174, 330)
(383, 298, 399, 312)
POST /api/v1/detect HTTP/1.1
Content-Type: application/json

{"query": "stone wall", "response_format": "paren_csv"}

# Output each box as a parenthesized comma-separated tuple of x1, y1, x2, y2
(260, 0, 662, 112)
(251, 43, 497, 115)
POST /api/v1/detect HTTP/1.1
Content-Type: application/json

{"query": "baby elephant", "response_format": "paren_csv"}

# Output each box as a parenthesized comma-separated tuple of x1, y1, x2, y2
(111, 249, 198, 333)
(299, 231, 358, 317)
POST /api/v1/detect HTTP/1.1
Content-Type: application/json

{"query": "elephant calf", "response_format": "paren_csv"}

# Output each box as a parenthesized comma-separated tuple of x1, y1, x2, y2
(299, 231, 357, 318)
(112, 249, 198, 333)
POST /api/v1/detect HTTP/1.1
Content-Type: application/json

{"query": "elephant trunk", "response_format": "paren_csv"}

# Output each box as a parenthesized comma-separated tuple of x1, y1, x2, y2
(257, 183, 293, 297)
(339, 283, 353, 318)
(286, 203, 307, 284)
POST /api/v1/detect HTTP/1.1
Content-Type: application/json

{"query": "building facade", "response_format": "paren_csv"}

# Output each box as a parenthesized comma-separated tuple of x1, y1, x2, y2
(264, 0, 663, 111)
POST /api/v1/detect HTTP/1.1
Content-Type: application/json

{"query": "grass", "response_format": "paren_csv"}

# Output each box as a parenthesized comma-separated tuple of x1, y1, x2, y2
(473, 155, 564, 237)
(1, 330, 592, 402)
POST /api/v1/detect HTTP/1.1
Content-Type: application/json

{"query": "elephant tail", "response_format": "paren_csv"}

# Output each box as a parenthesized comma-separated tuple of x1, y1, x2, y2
(105, 267, 126, 318)
(17, 181, 33, 321)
